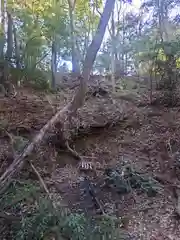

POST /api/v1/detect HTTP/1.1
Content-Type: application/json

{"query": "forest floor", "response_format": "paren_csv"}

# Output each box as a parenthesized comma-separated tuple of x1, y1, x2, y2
(1, 77, 180, 239)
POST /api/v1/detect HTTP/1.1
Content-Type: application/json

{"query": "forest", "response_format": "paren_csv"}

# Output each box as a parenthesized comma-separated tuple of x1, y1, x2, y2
(0, 0, 180, 239)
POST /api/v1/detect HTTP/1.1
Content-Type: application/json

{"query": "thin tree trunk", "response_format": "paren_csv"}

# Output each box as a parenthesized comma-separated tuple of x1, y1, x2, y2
(1, 8, 14, 93)
(13, 25, 21, 69)
(0, 0, 116, 193)
(67, 0, 80, 76)
(91, 1, 96, 39)
(0, 0, 5, 59)
(111, 7, 116, 93)
(6, 11, 13, 61)
(51, 40, 57, 89)
(122, 12, 125, 76)
(114, 0, 122, 77)
(125, 53, 128, 75)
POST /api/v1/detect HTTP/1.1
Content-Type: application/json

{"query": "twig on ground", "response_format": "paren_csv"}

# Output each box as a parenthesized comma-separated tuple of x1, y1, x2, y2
(45, 95, 56, 114)
(11, 84, 17, 98)
(65, 141, 82, 161)
(166, 138, 173, 156)
(0, 211, 20, 221)
(29, 161, 57, 209)
(80, 155, 98, 159)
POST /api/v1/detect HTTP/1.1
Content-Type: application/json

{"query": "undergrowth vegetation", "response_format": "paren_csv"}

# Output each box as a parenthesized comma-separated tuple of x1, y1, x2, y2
(0, 181, 130, 240)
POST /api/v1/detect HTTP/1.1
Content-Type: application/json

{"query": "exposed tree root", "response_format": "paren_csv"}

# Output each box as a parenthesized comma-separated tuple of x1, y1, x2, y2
(65, 141, 82, 161)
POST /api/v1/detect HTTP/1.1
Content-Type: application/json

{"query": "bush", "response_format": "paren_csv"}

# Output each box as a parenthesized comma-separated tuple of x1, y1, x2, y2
(0, 181, 131, 240)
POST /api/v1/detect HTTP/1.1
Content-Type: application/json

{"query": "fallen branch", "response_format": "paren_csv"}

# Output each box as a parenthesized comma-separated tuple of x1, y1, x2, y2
(45, 95, 56, 114)
(0, 106, 69, 193)
(0, 211, 20, 222)
(30, 161, 57, 209)
(65, 141, 82, 160)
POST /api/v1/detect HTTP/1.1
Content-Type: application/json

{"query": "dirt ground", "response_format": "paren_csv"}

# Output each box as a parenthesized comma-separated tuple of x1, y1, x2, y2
(1, 81, 180, 240)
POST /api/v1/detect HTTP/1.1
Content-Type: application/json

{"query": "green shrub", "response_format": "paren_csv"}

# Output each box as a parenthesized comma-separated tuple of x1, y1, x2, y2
(0, 181, 131, 240)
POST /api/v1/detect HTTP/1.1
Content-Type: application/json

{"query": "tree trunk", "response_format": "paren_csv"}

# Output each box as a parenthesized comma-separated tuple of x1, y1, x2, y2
(0, 0, 116, 193)
(0, 9, 15, 95)
(13, 25, 21, 69)
(6, 11, 13, 61)
(0, 0, 5, 59)
(110, 7, 116, 93)
(121, 12, 125, 76)
(67, 0, 80, 76)
(125, 53, 128, 75)
(51, 40, 57, 89)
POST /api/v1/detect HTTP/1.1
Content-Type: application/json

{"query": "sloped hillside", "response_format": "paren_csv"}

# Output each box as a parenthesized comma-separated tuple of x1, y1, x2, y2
(0, 78, 180, 239)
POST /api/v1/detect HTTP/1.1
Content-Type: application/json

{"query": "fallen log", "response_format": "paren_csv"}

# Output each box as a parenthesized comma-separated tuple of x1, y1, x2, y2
(0, 0, 116, 194)
(0, 105, 70, 193)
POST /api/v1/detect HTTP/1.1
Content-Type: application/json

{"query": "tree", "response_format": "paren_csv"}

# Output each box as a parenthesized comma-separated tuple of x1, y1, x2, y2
(67, 0, 80, 75)
(0, 0, 116, 193)
(0, 0, 5, 59)
(6, 11, 13, 61)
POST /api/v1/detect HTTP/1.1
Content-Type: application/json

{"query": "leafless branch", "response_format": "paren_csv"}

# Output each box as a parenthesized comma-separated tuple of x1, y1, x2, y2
(30, 161, 57, 209)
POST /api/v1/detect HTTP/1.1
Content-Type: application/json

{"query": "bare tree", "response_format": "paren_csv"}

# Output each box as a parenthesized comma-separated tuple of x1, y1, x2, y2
(0, 0, 116, 193)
